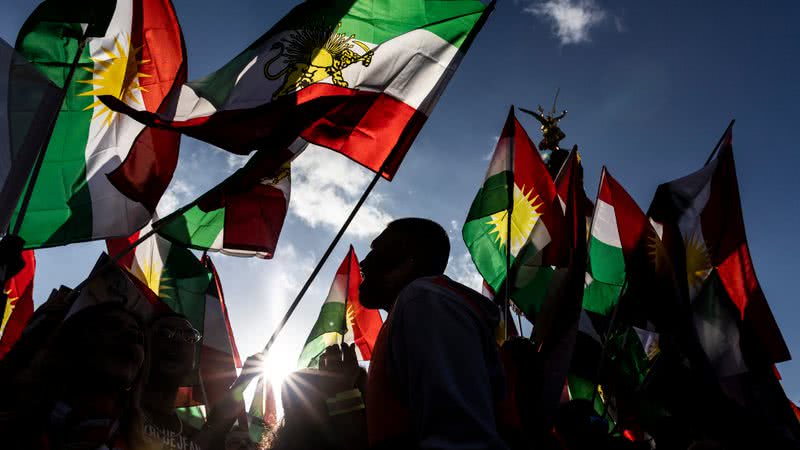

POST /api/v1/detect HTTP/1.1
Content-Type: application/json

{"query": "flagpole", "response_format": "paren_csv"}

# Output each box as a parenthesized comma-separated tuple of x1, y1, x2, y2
(10, 29, 89, 237)
(261, 169, 383, 355)
(587, 166, 612, 405)
(504, 108, 516, 341)
(703, 119, 735, 166)
(67, 195, 207, 293)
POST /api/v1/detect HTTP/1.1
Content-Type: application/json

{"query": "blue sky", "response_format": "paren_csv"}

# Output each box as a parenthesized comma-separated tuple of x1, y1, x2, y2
(2, 0, 799, 405)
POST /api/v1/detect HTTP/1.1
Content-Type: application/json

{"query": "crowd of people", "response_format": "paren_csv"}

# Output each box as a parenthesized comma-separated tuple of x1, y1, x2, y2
(0, 219, 797, 450)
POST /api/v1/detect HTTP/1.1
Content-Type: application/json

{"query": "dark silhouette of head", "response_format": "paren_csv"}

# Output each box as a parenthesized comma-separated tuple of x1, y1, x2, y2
(21, 303, 148, 448)
(359, 218, 450, 311)
(146, 312, 199, 387)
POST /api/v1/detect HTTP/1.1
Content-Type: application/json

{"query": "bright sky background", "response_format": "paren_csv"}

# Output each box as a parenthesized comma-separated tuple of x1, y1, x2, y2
(2, 0, 799, 408)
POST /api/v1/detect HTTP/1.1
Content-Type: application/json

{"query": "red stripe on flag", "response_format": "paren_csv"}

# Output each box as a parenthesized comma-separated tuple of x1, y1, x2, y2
(107, 0, 186, 211)
(222, 183, 288, 258)
(106, 231, 141, 270)
(701, 142, 790, 363)
(104, 85, 425, 179)
(0, 250, 35, 359)
(204, 255, 241, 368)
(343, 247, 382, 360)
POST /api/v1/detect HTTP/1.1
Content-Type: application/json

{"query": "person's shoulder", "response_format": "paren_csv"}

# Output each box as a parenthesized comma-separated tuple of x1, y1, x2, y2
(400, 275, 473, 298)
(397, 276, 491, 311)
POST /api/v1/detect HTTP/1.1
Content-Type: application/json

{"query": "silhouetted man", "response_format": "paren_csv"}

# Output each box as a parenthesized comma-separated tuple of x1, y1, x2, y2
(361, 218, 508, 450)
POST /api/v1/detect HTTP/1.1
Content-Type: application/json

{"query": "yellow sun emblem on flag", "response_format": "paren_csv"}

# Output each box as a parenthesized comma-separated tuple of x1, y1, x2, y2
(345, 302, 356, 328)
(684, 231, 712, 295)
(79, 34, 150, 127)
(646, 228, 670, 274)
(486, 184, 542, 256)
(0, 289, 19, 336)
(133, 259, 166, 297)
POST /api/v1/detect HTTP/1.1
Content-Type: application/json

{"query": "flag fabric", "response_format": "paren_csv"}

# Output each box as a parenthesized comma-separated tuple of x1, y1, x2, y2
(198, 255, 244, 413)
(0, 250, 35, 359)
(648, 128, 789, 364)
(463, 107, 561, 299)
(103, 0, 492, 179)
(581, 169, 626, 316)
(157, 147, 296, 258)
(599, 168, 682, 333)
(298, 246, 382, 368)
(13, 0, 186, 249)
(505, 143, 569, 319)
(248, 376, 278, 444)
(528, 149, 588, 431)
(107, 223, 212, 331)
(0, 38, 61, 234)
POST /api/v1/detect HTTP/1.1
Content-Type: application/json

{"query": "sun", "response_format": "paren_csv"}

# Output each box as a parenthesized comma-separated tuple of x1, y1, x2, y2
(684, 231, 712, 296)
(0, 289, 18, 336)
(78, 34, 150, 127)
(486, 184, 542, 257)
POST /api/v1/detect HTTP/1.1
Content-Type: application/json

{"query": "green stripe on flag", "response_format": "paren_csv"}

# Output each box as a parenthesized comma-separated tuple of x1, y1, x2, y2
(511, 264, 554, 317)
(582, 277, 621, 316)
(465, 171, 512, 221)
(159, 245, 212, 331)
(12, 21, 95, 247)
(159, 205, 225, 250)
(297, 301, 347, 368)
(588, 237, 625, 286)
(189, 0, 487, 106)
(463, 217, 513, 292)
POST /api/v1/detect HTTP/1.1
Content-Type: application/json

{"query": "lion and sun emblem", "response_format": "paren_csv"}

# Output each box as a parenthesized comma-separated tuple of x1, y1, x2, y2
(264, 22, 374, 99)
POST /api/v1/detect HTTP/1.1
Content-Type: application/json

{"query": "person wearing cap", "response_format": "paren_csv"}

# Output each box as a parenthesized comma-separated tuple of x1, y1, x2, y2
(141, 313, 203, 450)
(360, 218, 508, 450)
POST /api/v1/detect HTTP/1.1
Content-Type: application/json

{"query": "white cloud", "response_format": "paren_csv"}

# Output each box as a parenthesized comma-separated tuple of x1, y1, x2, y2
(156, 178, 196, 218)
(290, 146, 393, 238)
(525, 0, 607, 45)
(226, 153, 249, 171)
(446, 251, 484, 292)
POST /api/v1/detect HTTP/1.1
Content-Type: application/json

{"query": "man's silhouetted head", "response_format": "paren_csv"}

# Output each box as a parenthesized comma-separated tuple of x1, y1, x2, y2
(359, 218, 450, 311)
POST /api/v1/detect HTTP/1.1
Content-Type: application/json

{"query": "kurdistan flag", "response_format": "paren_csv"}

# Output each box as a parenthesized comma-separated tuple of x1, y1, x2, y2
(648, 128, 789, 364)
(463, 107, 561, 298)
(597, 168, 682, 333)
(13, 0, 186, 248)
(298, 246, 382, 368)
(198, 255, 245, 417)
(582, 168, 626, 316)
(105, 0, 492, 179)
(157, 147, 296, 258)
(107, 223, 212, 331)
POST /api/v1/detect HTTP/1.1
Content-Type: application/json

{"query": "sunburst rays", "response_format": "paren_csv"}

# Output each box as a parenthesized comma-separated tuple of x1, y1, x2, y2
(684, 231, 712, 295)
(134, 259, 167, 297)
(1, 289, 19, 335)
(646, 228, 670, 274)
(486, 184, 543, 256)
(78, 34, 150, 128)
